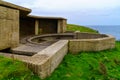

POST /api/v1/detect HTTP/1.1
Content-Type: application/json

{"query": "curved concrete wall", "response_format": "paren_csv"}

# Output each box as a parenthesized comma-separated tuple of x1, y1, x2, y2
(69, 33, 115, 54)
(74, 32, 108, 39)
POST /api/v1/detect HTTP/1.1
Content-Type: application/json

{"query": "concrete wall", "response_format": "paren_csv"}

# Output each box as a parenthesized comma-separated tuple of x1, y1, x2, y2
(57, 19, 67, 33)
(20, 18, 35, 39)
(32, 40, 68, 78)
(0, 6, 19, 50)
(69, 35, 115, 54)
(75, 32, 108, 39)
(62, 19, 67, 32)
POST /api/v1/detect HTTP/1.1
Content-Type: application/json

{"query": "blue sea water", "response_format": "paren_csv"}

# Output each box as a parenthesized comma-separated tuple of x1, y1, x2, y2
(86, 25, 120, 41)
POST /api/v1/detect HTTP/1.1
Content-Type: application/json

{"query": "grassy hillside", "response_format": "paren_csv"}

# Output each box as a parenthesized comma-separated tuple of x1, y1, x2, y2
(67, 24, 98, 33)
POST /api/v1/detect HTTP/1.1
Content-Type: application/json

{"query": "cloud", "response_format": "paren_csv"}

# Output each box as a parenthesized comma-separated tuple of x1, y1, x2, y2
(4, 0, 120, 12)
(3, 0, 120, 25)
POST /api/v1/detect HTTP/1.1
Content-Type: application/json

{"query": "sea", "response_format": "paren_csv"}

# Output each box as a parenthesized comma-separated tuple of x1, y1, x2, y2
(86, 25, 120, 41)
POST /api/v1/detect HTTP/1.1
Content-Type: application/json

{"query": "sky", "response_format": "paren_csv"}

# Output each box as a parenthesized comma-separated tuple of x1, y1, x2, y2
(4, 0, 120, 25)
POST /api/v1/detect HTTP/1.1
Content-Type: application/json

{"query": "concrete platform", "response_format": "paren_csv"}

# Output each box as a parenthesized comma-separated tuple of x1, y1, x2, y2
(11, 41, 57, 56)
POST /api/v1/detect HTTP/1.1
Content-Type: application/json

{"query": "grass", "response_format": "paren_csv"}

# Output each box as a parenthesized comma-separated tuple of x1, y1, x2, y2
(67, 24, 98, 33)
(45, 41, 120, 80)
(0, 24, 119, 80)
(0, 56, 40, 80)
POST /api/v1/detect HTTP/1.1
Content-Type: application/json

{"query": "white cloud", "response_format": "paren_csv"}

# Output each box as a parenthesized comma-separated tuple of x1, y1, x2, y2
(4, 0, 120, 12)
(3, 0, 120, 25)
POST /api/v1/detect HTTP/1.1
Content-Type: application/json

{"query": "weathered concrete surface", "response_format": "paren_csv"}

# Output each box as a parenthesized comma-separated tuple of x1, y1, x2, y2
(11, 41, 57, 56)
(32, 40, 68, 78)
(69, 35, 115, 54)
(75, 32, 108, 39)
(58, 19, 67, 33)
(0, 40, 68, 79)
(0, 6, 19, 50)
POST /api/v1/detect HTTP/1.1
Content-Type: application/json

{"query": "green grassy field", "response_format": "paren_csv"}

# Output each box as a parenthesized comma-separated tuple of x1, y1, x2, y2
(0, 24, 119, 80)
(67, 24, 98, 33)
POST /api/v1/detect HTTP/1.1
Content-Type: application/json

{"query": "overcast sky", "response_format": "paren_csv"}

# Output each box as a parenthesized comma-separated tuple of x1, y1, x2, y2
(4, 0, 120, 25)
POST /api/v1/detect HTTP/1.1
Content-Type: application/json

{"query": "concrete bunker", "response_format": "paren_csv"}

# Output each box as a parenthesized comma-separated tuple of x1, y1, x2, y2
(0, 1, 116, 79)
(0, 32, 115, 79)
(11, 32, 115, 56)
(0, 1, 67, 51)
(20, 15, 67, 39)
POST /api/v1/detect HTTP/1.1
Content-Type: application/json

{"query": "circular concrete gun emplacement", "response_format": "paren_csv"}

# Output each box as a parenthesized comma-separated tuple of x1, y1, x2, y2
(26, 32, 115, 54)
(1, 32, 115, 79)
(69, 32, 115, 54)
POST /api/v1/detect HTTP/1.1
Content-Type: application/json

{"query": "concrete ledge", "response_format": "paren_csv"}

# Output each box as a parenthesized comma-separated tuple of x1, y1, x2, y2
(32, 40, 68, 78)
(69, 34, 115, 54)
